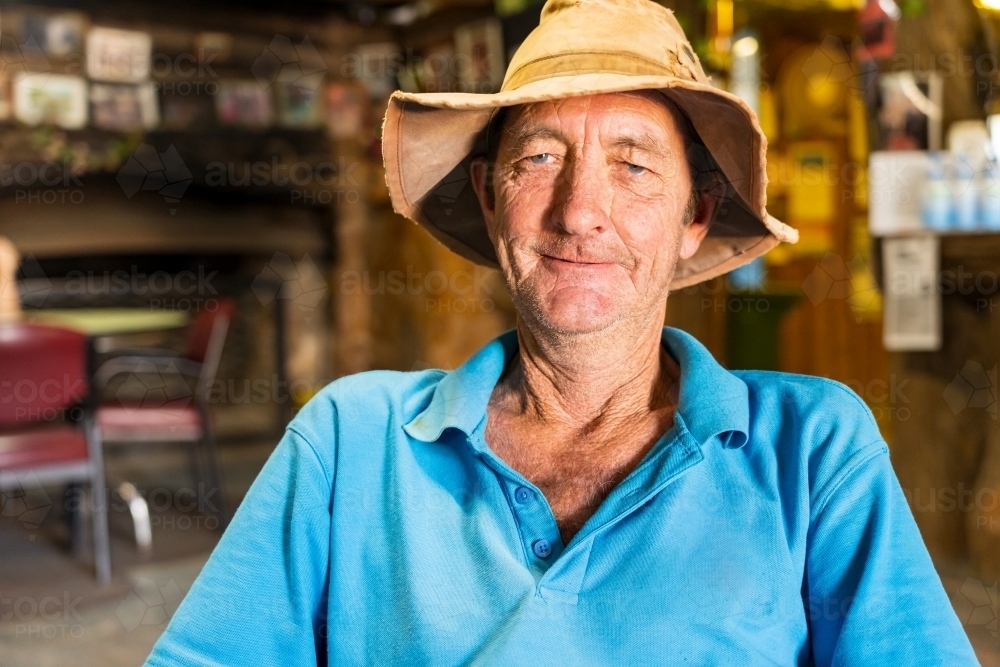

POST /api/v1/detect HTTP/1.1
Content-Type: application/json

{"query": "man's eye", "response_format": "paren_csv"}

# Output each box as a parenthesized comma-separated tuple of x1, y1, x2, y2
(625, 162, 647, 174)
(528, 153, 552, 164)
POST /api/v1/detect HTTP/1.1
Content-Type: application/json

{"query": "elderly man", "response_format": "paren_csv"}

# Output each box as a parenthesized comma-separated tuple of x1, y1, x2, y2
(145, 0, 979, 665)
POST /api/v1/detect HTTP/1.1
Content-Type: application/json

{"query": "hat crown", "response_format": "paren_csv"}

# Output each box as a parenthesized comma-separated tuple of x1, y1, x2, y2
(503, 0, 708, 91)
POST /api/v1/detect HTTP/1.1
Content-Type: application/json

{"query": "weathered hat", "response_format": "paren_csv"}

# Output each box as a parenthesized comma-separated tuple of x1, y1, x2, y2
(381, 0, 798, 288)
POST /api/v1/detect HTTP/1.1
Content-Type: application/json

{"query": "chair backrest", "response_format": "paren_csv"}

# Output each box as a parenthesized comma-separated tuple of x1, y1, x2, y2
(0, 324, 88, 427)
(185, 299, 235, 363)
(185, 299, 234, 399)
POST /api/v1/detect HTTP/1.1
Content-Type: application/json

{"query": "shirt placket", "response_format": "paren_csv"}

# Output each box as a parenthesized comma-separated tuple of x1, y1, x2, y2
(468, 420, 706, 599)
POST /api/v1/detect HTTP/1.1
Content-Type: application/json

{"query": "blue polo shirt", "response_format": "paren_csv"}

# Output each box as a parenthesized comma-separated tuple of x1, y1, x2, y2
(144, 327, 978, 666)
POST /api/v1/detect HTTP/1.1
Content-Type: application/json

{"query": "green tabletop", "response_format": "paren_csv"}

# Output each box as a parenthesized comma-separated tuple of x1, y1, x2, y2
(25, 309, 189, 336)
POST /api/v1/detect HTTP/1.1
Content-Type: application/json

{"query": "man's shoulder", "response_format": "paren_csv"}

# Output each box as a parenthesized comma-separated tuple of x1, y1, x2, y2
(733, 369, 875, 418)
(728, 369, 888, 506)
(286, 368, 446, 445)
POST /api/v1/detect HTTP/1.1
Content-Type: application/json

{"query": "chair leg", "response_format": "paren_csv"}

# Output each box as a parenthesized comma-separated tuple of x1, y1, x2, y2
(87, 421, 112, 584)
(200, 427, 228, 530)
(200, 406, 229, 530)
(186, 439, 204, 492)
(64, 483, 84, 558)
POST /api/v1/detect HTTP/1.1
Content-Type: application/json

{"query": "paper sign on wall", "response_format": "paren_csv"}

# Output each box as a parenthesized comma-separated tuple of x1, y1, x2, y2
(882, 234, 940, 351)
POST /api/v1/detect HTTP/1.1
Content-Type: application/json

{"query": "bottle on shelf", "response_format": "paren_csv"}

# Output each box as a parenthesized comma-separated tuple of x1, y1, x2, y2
(921, 152, 952, 231)
(952, 157, 979, 231)
(981, 158, 1000, 230)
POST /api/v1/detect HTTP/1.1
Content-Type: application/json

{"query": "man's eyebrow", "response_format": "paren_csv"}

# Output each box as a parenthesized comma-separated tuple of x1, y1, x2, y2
(503, 127, 565, 158)
(610, 133, 670, 157)
(501, 127, 671, 159)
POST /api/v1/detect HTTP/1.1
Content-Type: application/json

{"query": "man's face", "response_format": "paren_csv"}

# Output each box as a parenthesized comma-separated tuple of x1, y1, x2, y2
(471, 91, 715, 336)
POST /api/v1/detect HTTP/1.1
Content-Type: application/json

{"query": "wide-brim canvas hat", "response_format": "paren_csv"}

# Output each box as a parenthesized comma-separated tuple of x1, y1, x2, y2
(381, 0, 798, 289)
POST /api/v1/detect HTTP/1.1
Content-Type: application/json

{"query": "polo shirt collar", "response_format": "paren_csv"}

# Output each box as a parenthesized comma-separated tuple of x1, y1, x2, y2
(402, 327, 748, 449)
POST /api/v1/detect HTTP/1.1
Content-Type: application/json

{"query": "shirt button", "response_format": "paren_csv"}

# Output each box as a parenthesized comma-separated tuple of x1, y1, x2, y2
(532, 539, 552, 559)
(514, 486, 534, 504)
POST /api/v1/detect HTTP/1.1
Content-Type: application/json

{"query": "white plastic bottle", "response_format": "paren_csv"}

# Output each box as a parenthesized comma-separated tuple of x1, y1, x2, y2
(953, 158, 978, 230)
(921, 153, 953, 231)
(981, 160, 1000, 230)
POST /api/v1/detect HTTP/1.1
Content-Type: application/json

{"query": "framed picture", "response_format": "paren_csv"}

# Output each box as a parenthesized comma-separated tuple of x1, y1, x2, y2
(215, 80, 273, 128)
(87, 27, 152, 83)
(454, 18, 504, 94)
(23, 10, 87, 58)
(276, 81, 323, 129)
(324, 82, 364, 139)
(13, 72, 88, 129)
(90, 82, 158, 131)
(419, 42, 458, 93)
(876, 71, 943, 151)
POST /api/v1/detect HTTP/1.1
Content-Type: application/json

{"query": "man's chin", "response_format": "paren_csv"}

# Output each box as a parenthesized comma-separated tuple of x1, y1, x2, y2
(527, 298, 623, 336)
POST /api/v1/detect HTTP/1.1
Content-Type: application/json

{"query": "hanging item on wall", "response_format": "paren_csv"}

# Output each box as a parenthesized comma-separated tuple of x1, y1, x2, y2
(420, 42, 458, 93)
(876, 71, 942, 151)
(324, 82, 364, 140)
(276, 81, 323, 129)
(215, 80, 273, 128)
(882, 234, 940, 351)
(784, 141, 838, 255)
(90, 82, 158, 131)
(22, 10, 87, 58)
(13, 72, 88, 129)
(856, 0, 897, 63)
(454, 18, 505, 94)
(87, 27, 152, 83)
(777, 36, 872, 141)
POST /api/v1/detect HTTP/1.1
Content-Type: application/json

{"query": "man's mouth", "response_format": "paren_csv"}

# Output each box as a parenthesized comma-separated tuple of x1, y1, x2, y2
(541, 254, 616, 266)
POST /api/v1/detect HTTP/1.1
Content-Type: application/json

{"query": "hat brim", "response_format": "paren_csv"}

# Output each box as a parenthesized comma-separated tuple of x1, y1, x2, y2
(382, 72, 798, 289)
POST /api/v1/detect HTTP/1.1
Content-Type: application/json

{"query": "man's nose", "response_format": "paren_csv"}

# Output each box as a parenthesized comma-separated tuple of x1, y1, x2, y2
(550, 155, 611, 237)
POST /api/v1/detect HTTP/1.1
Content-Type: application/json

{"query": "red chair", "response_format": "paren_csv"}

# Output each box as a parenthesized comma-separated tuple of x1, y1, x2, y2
(0, 324, 111, 583)
(94, 300, 234, 528)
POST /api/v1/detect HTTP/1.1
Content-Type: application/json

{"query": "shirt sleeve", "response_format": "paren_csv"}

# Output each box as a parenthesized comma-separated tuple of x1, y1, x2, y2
(143, 425, 332, 667)
(805, 443, 980, 666)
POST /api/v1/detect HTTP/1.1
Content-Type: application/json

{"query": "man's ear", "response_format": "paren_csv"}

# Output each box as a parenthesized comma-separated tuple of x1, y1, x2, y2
(469, 157, 495, 225)
(679, 187, 720, 260)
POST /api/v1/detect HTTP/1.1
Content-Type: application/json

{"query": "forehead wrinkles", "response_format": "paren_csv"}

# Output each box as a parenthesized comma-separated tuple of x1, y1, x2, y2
(500, 94, 683, 160)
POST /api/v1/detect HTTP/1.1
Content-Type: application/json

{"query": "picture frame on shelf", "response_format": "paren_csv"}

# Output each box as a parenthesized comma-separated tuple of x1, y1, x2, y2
(87, 27, 152, 83)
(23, 10, 88, 59)
(324, 82, 364, 140)
(454, 18, 504, 94)
(215, 80, 273, 128)
(876, 71, 943, 151)
(90, 82, 158, 131)
(13, 72, 88, 129)
(276, 81, 323, 129)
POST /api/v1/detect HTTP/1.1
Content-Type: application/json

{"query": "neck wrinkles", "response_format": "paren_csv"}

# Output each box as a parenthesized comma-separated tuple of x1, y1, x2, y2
(503, 314, 678, 428)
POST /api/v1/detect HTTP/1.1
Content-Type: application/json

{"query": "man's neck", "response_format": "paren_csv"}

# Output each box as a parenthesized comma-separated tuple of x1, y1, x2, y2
(495, 315, 679, 433)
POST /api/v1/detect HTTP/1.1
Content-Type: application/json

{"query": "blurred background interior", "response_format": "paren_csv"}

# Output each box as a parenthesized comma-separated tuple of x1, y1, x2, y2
(0, 0, 998, 663)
